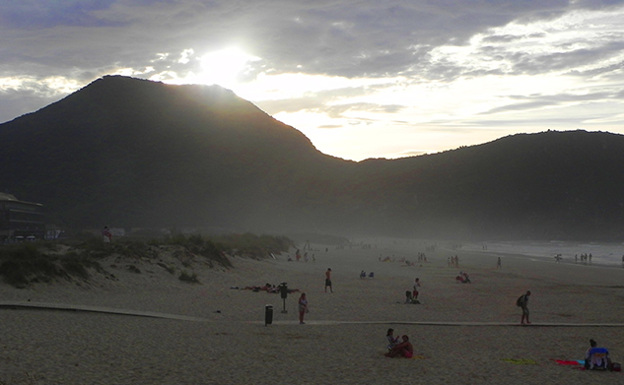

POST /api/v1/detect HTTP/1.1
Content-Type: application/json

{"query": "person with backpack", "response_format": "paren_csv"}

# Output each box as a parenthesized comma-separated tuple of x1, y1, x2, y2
(517, 291, 531, 324)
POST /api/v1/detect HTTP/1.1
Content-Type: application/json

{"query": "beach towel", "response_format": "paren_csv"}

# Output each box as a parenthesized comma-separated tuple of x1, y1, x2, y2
(552, 359, 586, 370)
(553, 359, 581, 366)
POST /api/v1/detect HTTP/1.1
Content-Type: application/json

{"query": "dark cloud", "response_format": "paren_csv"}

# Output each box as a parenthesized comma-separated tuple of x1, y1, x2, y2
(0, 0, 124, 28)
(511, 41, 624, 74)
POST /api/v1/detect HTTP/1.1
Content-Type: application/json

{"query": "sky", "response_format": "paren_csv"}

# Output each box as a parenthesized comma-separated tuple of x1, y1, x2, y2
(1, 0, 624, 161)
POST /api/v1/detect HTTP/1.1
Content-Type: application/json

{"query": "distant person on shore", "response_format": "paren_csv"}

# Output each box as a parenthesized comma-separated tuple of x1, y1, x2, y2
(385, 335, 414, 358)
(497, 257, 501, 269)
(413, 278, 421, 299)
(102, 226, 112, 243)
(325, 268, 333, 293)
(386, 328, 400, 350)
(584, 339, 611, 370)
(517, 291, 531, 324)
(298, 293, 309, 324)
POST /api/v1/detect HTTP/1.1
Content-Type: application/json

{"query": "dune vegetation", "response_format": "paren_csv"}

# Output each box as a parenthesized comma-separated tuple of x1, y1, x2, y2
(0, 233, 293, 288)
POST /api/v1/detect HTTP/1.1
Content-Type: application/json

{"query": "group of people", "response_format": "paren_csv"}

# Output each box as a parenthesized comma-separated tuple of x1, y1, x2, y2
(574, 253, 592, 264)
(288, 250, 316, 263)
(455, 271, 471, 283)
(448, 255, 460, 267)
(241, 283, 300, 294)
(405, 278, 421, 304)
(385, 328, 414, 358)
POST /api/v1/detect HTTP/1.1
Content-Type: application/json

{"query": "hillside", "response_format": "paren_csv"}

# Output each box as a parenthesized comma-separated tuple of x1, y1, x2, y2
(0, 76, 354, 232)
(1, 76, 624, 240)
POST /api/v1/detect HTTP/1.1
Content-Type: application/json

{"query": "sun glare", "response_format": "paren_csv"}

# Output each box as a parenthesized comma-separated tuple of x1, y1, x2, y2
(197, 47, 259, 89)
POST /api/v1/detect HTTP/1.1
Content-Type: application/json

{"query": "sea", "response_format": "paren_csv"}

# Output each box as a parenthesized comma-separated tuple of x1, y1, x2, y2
(461, 240, 624, 268)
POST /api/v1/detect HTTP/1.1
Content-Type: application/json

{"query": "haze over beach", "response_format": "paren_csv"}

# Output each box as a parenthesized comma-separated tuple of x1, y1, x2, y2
(3, 1, 624, 383)
(2, 1, 624, 160)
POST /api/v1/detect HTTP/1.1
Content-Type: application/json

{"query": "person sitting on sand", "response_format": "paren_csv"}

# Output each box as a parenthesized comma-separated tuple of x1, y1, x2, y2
(360, 270, 366, 279)
(455, 272, 471, 283)
(385, 335, 413, 358)
(386, 328, 400, 350)
(585, 339, 612, 370)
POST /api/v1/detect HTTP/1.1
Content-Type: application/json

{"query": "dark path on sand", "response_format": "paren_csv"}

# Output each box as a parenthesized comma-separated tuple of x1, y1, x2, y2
(2, 301, 624, 327)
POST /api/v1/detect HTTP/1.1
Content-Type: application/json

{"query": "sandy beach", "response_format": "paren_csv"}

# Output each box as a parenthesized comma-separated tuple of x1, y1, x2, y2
(1, 238, 624, 384)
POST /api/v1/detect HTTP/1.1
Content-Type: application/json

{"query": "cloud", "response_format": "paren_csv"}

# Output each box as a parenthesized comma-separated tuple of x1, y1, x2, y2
(2, 0, 624, 159)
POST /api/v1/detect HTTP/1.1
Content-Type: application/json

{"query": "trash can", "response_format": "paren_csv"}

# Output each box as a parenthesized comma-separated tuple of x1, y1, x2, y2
(265, 304, 273, 326)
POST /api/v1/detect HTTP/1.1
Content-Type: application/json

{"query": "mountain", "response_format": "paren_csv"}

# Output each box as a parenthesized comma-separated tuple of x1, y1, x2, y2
(1, 75, 624, 240)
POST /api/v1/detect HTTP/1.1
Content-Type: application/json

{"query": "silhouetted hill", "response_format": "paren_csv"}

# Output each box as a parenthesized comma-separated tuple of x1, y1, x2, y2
(0, 76, 354, 232)
(348, 130, 624, 239)
(2, 76, 624, 240)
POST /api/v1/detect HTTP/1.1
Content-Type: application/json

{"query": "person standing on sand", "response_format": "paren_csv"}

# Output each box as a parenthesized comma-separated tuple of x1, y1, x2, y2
(325, 268, 333, 293)
(298, 293, 309, 324)
(413, 278, 421, 300)
(518, 291, 531, 324)
(497, 257, 501, 269)
(102, 226, 112, 243)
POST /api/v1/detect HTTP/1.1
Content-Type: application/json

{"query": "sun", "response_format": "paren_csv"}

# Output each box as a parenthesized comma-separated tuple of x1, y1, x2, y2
(197, 47, 259, 89)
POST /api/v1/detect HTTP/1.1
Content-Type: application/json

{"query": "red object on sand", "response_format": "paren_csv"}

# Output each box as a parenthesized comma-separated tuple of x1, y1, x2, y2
(555, 360, 580, 365)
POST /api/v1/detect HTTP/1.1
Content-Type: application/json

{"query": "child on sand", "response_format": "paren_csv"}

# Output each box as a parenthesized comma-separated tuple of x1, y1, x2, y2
(386, 328, 400, 350)
(298, 293, 308, 324)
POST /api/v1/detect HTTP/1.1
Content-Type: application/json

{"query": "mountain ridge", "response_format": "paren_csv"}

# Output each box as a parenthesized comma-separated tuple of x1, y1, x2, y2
(2, 76, 623, 240)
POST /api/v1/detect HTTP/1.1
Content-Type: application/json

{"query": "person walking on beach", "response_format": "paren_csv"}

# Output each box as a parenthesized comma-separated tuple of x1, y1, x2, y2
(298, 293, 309, 324)
(497, 257, 501, 269)
(324, 268, 333, 293)
(517, 290, 531, 324)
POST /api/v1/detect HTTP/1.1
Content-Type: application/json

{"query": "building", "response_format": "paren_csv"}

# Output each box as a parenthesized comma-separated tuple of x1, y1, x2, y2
(0, 193, 45, 241)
